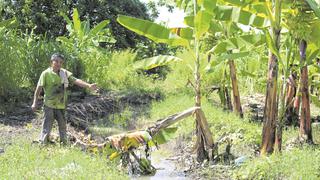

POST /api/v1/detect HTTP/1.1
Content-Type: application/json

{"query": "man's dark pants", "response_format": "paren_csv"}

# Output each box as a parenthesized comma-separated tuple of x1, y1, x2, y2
(40, 106, 67, 144)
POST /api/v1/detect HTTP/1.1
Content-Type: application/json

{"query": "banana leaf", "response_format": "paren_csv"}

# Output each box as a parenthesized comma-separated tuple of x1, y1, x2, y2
(117, 15, 189, 47)
(134, 55, 183, 70)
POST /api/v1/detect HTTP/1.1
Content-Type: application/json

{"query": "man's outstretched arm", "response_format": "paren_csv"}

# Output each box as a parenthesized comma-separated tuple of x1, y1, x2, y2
(74, 79, 98, 92)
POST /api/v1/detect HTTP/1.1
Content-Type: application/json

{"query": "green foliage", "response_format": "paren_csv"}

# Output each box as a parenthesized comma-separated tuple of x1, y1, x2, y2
(0, 139, 128, 179)
(283, 7, 314, 41)
(0, 0, 152, 49)
(306, 0, 320, 18)
(234, 147, 320, 179)
(151, 127, 178, 145)
(57, 8, 115, 53)
(0, 29, 58, 109)
(0, 0, 66, 38)
(159, 50, 195, 94)
(78, 50, 159, 92)
(0, 29, 24, 97)
(194, 10, 212, 38)
(264, 29, 281, 60)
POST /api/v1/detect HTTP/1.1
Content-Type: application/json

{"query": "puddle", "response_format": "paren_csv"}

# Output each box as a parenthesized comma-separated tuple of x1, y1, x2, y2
(131, 148, 188, 180)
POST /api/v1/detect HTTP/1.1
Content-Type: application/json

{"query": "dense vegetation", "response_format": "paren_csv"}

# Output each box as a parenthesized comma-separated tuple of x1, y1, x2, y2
(1, 0, 320, 179)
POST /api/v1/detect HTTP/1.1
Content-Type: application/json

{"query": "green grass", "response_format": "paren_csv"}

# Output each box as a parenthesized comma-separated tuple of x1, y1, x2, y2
(233, 147, 320, 180)
(0, 137, 128, 179)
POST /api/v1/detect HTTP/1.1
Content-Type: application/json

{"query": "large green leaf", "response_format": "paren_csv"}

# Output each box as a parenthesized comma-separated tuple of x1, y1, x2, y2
(209, 20, 223, 33)
(264, 30, 281, 59)
(184, 4, 269, 29)
(184, 16, 195, 27)
(223, 0, 269, 16)
(72, 8, 83, 38)
(310, 21, 320, 48)
(199, 0, 217, 12)
(205, 52, 250, 71)
(89, 20, 109, 37)
(194, 10, 213, 38)
(215, 5, 269, 28)
(134, 55, 183, 70)
(117, 15, 189, 47)
(306, 0, 320, 19)
(151, 127, 178, 145)
(208, 34, 265, 54)
(170, 27, 193, 40)
(60, 12, 72, 25)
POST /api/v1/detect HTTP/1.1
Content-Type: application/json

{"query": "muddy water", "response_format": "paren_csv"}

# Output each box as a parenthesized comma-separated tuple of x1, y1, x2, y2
(132, 148, 188, 180)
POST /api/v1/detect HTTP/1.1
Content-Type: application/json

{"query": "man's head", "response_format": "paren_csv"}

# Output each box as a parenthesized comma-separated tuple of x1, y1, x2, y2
(50, 53, 64, 72)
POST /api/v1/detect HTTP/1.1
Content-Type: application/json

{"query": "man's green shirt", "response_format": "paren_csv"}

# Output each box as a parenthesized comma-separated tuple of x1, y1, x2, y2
(37, 67, 76, 109)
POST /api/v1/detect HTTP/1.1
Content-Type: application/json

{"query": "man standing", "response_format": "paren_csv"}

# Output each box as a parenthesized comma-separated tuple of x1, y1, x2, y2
(31, 53, 97, 144)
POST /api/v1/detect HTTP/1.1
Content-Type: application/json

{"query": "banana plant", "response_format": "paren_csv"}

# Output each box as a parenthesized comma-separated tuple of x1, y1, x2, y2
(57, 8, 115, 53)
(118, 1, 217, 162)
(206, 23, 266, 117)
(288, 1, 320, 143)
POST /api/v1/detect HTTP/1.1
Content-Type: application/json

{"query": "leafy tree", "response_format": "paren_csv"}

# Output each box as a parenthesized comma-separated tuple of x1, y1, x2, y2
(0, 0, 152, 48)
(0, 0, 66, 37)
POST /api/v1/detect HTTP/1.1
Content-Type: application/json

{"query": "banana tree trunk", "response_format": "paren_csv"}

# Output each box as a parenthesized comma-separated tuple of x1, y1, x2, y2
(229, 59, 243, 118)
(294, 84, 301, 113)
(261, 30, 281, 155)
(194, 48, 214, 162)
(299, 39, 313, 143)
(275, 72, 285, 152)
(261, 0, 281, 155)
(284, 74, 298, 125)
(225, 86, 233, 111)
(193, 0, 214, 162)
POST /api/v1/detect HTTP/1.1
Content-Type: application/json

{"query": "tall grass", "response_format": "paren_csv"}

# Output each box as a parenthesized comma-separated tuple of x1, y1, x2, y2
(0, 138, 128, 179)
(0, 29, 25, 102)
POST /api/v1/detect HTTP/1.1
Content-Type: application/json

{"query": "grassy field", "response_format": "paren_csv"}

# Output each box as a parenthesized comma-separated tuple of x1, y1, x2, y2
(0, 132, 128, 179)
